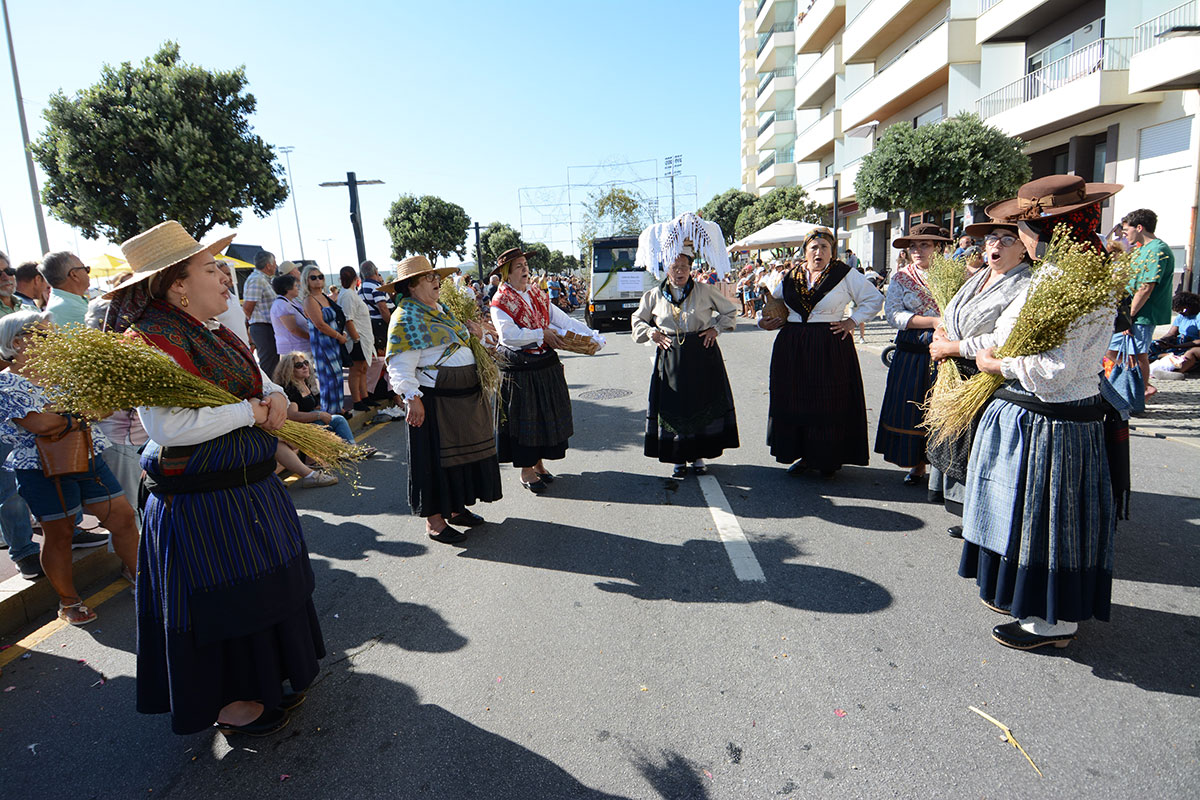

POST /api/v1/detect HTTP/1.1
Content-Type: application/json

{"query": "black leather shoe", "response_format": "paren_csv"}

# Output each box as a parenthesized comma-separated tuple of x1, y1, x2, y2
(947, 525, 964, 539)
(278, 690, 306, 712)
(786, 460, 808, 475)
(903, 469, 927, 486)
(448, 510, 485, 527)
(216, 707, 290, 736)
(427, 525, 468, 544)
(671, 465, 689, 479)
(981, 598, 1010, 615)
(522, 479, 547, 494)
(536, 472, 556, 484)
(691, 463, 708, 476)
(991, 621, 1074, 650)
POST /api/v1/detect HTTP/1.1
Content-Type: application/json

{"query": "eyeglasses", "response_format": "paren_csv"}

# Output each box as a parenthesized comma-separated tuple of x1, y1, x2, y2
(984, 234, 1019, 247)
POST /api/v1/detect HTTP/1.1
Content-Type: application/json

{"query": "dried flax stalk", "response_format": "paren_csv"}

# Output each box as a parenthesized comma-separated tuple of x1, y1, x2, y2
(438, 280, 500, 398)
(23, 325, 362, 470)
(921, 230, 1131, 446)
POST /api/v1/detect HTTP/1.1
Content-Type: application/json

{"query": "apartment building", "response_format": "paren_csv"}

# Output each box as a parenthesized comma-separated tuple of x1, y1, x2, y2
(738, 0, 1200, 288)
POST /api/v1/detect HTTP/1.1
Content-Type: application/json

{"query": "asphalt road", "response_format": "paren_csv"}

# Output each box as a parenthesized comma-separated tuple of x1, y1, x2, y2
(1, 315, 1197, 799)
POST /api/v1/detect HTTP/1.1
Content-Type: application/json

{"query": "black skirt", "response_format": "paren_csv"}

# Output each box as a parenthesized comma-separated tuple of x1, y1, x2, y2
(767, 322, 869, 469)
(494, 348, 573, 468)
(407, 388, 503, 518)
(645, 333, 739, 464)
(873, 328, 933, 468)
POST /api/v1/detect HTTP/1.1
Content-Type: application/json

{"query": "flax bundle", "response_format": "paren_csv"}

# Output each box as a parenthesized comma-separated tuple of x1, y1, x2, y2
(437, 280, 500, 397)
(921, 231, 1131, 447)
(23, 325, 363, 469)
(925, 252, 972, 404)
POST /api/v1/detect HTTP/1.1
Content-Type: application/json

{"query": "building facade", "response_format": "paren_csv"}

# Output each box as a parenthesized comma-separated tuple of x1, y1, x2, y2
(739, 0, 1200, 288)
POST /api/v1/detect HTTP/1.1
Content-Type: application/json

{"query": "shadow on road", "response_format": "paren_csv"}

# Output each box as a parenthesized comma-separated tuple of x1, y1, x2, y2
(1112, 491, 1200, 590)
(457, 519, 892, 614)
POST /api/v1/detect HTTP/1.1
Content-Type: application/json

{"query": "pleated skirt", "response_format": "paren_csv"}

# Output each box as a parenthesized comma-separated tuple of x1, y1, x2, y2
(874, 329, 933, 468)
(136, 428, 325, 734)
(958, 388, 1116, 623)
(407, 389, 503, 518)
(494, 348, 573, 468)
(767, 322, 869, 469)
(645, 334, 739, 464)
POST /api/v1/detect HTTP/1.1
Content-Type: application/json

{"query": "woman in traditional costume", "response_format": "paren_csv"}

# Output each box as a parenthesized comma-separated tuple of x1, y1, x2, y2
(632, 240, 739, 478)
(957, 175, 1126, 650)
(386, 256, 502, 544)
(105, 221, 323, 737)
(489, 248, 604, 493)
(874, 223, 951, 485)
(927, 221, 1033, 536)
(758, 228, 883, 477)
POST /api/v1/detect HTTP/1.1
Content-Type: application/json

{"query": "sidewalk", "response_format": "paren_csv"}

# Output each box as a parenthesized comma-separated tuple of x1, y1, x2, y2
(0, 403, 394, 637)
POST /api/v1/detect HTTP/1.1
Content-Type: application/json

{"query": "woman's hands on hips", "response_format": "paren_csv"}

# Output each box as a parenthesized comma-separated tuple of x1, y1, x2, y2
(757, 316, 784, 331)
(830, 319, 856, 339)
(698, 328, 718, 348)
(649, 330, 672, 349)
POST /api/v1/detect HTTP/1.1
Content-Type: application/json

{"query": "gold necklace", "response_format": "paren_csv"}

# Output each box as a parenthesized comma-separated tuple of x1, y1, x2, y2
(668, 285, 688, 347)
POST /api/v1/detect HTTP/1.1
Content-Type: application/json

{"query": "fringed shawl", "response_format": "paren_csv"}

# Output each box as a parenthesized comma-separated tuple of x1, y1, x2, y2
(385, 297, 470, 359)
(892, 266, 939, 317)
(943, 262, 1033, 342)
(491, 283, 551, 331)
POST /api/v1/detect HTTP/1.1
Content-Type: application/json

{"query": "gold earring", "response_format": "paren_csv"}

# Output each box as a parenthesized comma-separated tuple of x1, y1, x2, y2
(180, 295, 189, 308)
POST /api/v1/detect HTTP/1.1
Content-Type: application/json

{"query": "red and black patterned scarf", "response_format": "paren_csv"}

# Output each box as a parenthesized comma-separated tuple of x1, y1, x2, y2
(782, 260, 851, 322)
(130, 299, 263, 400)
(491, 283, 551, 330)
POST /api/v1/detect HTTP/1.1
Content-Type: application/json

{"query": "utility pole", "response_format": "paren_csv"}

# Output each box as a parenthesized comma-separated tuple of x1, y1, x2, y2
(664, 154, 682, 218)
(279, 146, 305, 261)
(274, 211, 285, 260)
(318, 172, 384, 267)
(318, 237, 333, 267)
(473, 221, 484, 281)
(3, 0, 48, 253)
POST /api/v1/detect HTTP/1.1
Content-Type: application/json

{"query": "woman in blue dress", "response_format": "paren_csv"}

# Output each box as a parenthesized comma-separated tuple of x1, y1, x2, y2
(301, 264, 356, 416)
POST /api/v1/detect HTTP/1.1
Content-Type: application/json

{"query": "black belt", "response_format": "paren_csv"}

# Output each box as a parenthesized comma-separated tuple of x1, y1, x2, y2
(992, 387, 1104, 422)
(894, 339, 930, 355)
(144, 458, 277, 496)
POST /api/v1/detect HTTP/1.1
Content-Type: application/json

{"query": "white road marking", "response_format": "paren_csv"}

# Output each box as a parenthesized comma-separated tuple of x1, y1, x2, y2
(697, 474, 766, 582)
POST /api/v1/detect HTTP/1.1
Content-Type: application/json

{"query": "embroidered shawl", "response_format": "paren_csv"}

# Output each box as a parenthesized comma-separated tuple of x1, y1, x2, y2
(782, 260, 851, 322)
(491, 283, 551, 330)
(892, 265, 939, 317)
(385, 297, 470, 359)
(130, 300, 263, 400)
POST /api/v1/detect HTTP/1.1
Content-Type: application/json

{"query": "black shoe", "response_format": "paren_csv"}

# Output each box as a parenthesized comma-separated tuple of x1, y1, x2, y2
(536, 472, 555, 484)
(448, 510, 485, 527)
(215, 707, 290, 736)
(278, 690, 307, 712)
(947, 525, 964, 539)
(353, 400, 372, 411)
(691, 463, 708, 476)
(903, 469, 927, 486)
(981, 598, 1010, 615)
(671, 465, 689, 479)
(786, 460, 808, 475)
(991, 621, 1074, 651)
(521, 479, 547, 494)
(16, 554, 44, 579)
(927, 490, 945, 504)
(71, 530, 109, 549)
(427, 525, 468, 544)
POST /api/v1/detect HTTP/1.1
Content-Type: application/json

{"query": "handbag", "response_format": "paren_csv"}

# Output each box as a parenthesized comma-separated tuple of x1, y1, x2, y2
(34, 416, 94, 478)
(1106, 334, 1145, 414)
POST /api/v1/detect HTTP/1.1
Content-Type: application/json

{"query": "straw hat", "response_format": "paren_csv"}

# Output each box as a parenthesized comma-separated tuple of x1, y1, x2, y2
(106, 221, 234, 298)
(985, 175, 1121, 223)
(378, 255, 456, 294)
(892, 222, 952, 249)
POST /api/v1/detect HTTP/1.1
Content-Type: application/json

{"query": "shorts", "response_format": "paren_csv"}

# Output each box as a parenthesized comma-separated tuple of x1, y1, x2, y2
(15, 462, 125, 522)
(1108, 323, 1154, 354)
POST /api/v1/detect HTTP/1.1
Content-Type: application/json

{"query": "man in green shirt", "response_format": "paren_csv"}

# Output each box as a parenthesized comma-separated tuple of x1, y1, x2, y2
(1106, 208, 1176, 399)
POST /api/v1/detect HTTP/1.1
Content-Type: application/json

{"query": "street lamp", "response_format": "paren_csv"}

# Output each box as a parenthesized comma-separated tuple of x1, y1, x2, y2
(279, 146, 305, 261)
(319, 172, 384, 267)
(318, 237, 333, 267)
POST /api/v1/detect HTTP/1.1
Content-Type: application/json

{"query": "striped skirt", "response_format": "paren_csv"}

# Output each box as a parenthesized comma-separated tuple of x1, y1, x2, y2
(959, 385, 1115, 623)
(874, 328, 933, 468)
(767, 322, 869, 469)
(136, 427, 325, 734)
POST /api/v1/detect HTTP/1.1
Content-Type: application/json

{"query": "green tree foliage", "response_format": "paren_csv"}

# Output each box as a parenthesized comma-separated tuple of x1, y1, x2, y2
(578, 187, 651, 269)
(475, 222, 524, 270)
(525, 242, 552, 273)
(854, 112, 1030, 217)
(383, 194, 470, 263)
(733, 185, 828, 240)
(699, 188, 758, 243)
(30, 42, 287, 242)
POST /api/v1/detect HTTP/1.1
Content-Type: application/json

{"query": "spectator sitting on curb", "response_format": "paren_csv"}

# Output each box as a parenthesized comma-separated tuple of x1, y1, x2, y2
(1149, 291, 1200, 380)
(274, 351, 377, 458)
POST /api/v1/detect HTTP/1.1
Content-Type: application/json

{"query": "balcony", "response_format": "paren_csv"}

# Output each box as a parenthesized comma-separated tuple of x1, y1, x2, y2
(743, 65, 757, 88)
(742, 150, 759, 172)
(843, 0, 944, 64)
(796, 0, 846, 53)
(795, 40, 840, 108)
(756, 23, 796, 72)
(794, 110, 840, 161)
(757, 110, 797, 151)
(839, 156, 865, 201)
(755, 66, 796, 112)
(976, 0, 1092, 45)
(841, 17, 977, 129)
(1128, 1, 1200, 93)
(742, 0, 756, 33)
(757, 152, 797, 192)
(742, 91, 755, 121)
(977, 38, 1163, 140)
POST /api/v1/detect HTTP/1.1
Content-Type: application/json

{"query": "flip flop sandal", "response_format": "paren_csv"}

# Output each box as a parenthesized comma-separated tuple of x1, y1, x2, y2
(58, 601, 97, 626)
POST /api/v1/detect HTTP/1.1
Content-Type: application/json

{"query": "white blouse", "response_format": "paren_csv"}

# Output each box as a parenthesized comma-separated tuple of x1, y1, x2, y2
(137, 365, 286, 448)
(762, 267, 883, 324)
(337, 286, 375, 356)
(995, 267, 1111, 403)
(490, 287, 603, 349)
(386, 344, 476, 401)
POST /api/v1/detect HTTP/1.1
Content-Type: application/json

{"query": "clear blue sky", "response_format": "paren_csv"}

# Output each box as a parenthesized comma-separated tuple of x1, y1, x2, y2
(0, 0, 739, 272)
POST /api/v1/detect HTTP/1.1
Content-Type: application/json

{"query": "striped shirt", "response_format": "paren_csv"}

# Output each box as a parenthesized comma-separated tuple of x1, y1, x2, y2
(360, 278, 390, 320)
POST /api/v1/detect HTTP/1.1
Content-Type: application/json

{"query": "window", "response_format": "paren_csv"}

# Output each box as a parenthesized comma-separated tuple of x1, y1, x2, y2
(1053, 151, 1069, 174)
(1027, 18, 1104, 72)
(1137, 116, 1194, 179)
(1092, 141, 1107, 183)
(914, 105, 944, 127)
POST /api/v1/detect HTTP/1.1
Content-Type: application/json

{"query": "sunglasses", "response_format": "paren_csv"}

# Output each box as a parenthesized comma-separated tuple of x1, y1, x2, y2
(984, 234, 1019, 247)
(294, 359, 310, 367)
(308, 274, 324, 281)
(70, 265, 91, 275)
(1, 269, 15, 277)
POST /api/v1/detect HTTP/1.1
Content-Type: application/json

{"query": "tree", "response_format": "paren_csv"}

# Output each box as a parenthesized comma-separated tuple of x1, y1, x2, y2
(854, 112, 1030, 220)
(474, 222, 525, 271)
(699, 188, 758, 243)
(383, 194, 470, 263)
(525, 242, 552, 274)
(30, 42, 287, 242)
(732, 185, 828, 240)
(578, 186, 651, 268)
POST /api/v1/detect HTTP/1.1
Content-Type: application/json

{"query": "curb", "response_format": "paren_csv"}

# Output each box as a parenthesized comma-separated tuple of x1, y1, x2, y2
(0, 547, 123, 637)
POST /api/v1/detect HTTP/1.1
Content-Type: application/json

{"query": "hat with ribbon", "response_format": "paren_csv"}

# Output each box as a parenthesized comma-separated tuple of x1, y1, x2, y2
(892, 222, 952, 249)
(104, 220, 234, 299)
(985, 174, 1122, 223)
(378, 255, 457, 294)
(488, 247, 536, 280)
